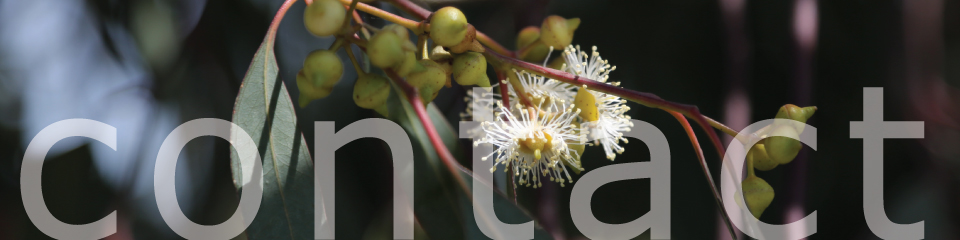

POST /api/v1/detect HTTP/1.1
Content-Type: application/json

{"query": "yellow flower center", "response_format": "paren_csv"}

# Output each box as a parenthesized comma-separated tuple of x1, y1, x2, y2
(519, 131, 552, 160)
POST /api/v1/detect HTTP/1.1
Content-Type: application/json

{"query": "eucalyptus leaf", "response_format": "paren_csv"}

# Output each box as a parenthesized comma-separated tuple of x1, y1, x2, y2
(231, 40, 314, 240)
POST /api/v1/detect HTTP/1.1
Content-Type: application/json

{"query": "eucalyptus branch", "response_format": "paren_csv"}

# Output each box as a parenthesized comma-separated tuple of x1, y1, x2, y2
(484, 49, 726, 158)
(383, 68, 471, 192)
(668, 111, 737, 240)
(332, 2, 746, 239)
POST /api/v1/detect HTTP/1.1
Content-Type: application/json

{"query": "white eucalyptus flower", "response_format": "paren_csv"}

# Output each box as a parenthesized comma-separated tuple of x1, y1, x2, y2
(475, 99, 583, 188)
(563, 45, 633, 160)
(512, 70, 577, 105)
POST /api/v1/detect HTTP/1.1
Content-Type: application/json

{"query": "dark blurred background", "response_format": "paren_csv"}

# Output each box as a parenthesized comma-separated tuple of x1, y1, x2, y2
(1, 0, 959, 239)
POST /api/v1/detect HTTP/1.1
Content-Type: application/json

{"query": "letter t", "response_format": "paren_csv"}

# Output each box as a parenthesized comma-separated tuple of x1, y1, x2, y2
(850, 87, 924, 239)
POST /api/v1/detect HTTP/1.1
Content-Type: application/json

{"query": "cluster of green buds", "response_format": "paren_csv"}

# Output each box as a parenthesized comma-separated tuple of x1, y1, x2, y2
(742, 104, 817, 218)
(296, 2, 495, 113)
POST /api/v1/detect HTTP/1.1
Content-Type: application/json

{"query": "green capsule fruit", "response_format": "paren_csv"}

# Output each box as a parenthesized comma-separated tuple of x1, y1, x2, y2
(775, 104, 817, 133)
(369, 31, 406, 69)
(749, 143, 778, 171)
(353, 74, 391, 109)
(446, 24, 482, 54)
(519, 42, 550, 63)
(516, 26, 541, 50)
(374, 103, 390, 117)
(540, 16, 580, 49)
(574, 89, 599, 122)
(742, 175, 774, 218)
(764, 125, 802, 165)
(395, 51, 422, 77)
(452, 52, 490, 87)
(297, 70, 332, 107)
(406, 60, 447, 104)
(304, 0, 346, 37)
(430, 6, 469, 47)
(516, 26, 550, 62)
(303, 50, 343, 88)
(382, 24, 410, 40)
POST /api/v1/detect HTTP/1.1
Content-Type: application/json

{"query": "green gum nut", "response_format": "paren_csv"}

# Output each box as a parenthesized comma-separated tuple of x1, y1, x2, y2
(296, 70, 332, 108)
(382, 24, 410, 40)
(519, 42, 550, 63)
(353, 74, 391, 109)
(369, 31, 406, 69)
(517, 26, 550, 62)
(303, 50, 343, 89)
(407, 60, 448, 104)
(764, 125, 802, 165)
(374, 103, 390, 117)
(742, 175, 775, 218)
(304, 0, 346, 37)
(452, 52, 490, 87)
(574, 89, 599, 122)
(516, 26, 541, 49)
(749, 143, 778, 171)
(775, 104, 817, 133)
(540, 16, 580, 49)
(430, 6, 469, 47)
(395, 51, 423, 77)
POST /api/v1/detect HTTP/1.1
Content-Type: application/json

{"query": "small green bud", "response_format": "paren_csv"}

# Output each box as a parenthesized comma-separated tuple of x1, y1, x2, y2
(369, 31, 406, 69)
(297, 70, 332, 108)
(382, 24, 411, 40)
(516, 26, 550, 62)
(395, 51, 423, 77)
(452, 52, 490, 87)
(374, 103, 390, 117)
(574, 89, 599, 122)
(519, 42, 550, 63)
(430, 7, 469, 47)
(742, 175, 774, 218)
(775, 104, 817, 133)
(516, 26, 541, 50)
(540, 16, 580, 49)
(764, 125, 802, 165)
(447, 25, 482, 54)
(406, 60, 448, 104)
(304, 0, 346, 37)
(749, 143, 778, 171)
(353, 74, 391, 109)
(303, 50, 343, 88)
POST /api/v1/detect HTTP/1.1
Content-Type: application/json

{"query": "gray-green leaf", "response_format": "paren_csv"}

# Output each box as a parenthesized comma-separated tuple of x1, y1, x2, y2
(231, 40, 314, 240)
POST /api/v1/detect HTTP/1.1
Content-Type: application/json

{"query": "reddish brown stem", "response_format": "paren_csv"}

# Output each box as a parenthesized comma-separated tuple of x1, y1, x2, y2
(265, 0, 299, 48)
(383, 70, 471, 194)
(385, 0, 432, 21)
(476, 32, 516, 58)
(495, 70, 511, 111)
(669, 111, 736, 240)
